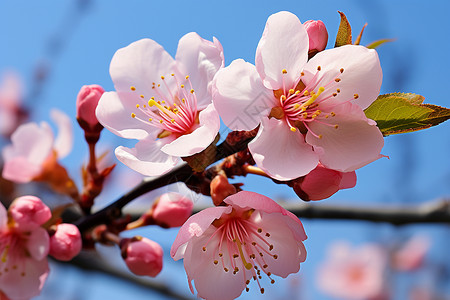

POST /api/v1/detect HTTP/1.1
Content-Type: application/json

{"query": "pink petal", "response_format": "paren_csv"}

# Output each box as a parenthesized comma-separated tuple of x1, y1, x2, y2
(249, 118, 319, 180)
(175, 32, 224, 109)
(1, 154, 42, 183)
(255, 11, 308, 90)
(170, 206, 231, 261)
(303, 45, 382, 110)
(0, 256, 49, 300)
(0, 203, 6, 228)
(182, 226, 249, 300)
(161, 103, 220, 157)
(306, 103, 384, 172)
(96, 91, 151, 140)
(50, 109, 73, 159)
(26, 227, 50, 261)
(340, 171, 357, 189)
(109, 38, 178, 99)
(212, 59, 275, 131)
(9, 196, 52, 231)
(252, 211, 307, 277)
(224, 191, 306, 238)
(114, 138, 179, 177)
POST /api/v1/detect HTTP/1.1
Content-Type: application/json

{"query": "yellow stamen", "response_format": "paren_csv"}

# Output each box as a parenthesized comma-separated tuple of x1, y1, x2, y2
(290, 127, 297, 132)
(131, 113, 136, 118)
(185, 75, 189, 80)
(235, 239, 252, 270)
(300, 87, 325, 111)
(136, 104, 140, 108)
(282, 69, 287, 74)
(288, 89, 295, 94)
(148, 99, 172, 115)
(130, 86, 136, 91)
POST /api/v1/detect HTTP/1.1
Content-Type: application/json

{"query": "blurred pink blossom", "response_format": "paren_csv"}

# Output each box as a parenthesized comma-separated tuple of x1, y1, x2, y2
(49, 223, 82, 261)
(392, 235, 430, 271)
(121, 236, 163, 277)
(152, 192, 193, 228)
(2, 109, 73, 183)
(171, 191, 307, 300)
(96, 32, 224, 176)
(213, 11, 384, 181)
(0, 72, 25, 137)
(317, 242, 387, 300)
(0, 196, 51, 300)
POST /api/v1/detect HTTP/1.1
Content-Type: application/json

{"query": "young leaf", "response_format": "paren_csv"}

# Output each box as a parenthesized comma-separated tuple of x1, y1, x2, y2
(367, 38, 395, 49)
(364, 93, 450, 135)
(335, 11, 352, 47)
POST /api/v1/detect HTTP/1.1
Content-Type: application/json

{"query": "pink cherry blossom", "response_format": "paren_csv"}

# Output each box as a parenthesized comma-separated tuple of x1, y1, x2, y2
(49, 224, 82, 261)
(96, 32, 224, 176)
(2, 109, 73, 183)
(171, 191, 307, 300)
(0, 196, 51, 300)
(152, 192, 193, 228)
(76, 84, 105, 131)
(8, 196, 51, 231)
(292, 164, 356, 201)
(122, 237, 163, 277)
(212, 11, 384, 181)
(392, 235, 430, 271)
(303, 20, 328, 54)
(0, 71, 24, 137)
(317, 242, 387, 300)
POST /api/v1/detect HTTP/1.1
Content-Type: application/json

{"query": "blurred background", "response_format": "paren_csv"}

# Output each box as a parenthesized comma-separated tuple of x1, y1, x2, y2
(0, 0, 449, 299)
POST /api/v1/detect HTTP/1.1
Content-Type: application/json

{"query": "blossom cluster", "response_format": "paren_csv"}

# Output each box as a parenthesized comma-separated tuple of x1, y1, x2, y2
(0, 8, 445, 300)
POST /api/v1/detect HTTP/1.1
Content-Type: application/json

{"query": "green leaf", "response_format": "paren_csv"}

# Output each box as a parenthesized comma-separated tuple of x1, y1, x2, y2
(366, 38, 396, 49)
(364, 93, 450, 136)
(335, 11, 352, 47)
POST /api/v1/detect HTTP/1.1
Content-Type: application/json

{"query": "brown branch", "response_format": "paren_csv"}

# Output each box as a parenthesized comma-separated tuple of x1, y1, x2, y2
(190, 198, 450, 226)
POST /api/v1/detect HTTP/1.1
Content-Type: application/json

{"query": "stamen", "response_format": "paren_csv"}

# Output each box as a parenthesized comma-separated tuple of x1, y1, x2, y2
(282, 69, 287, 74)
(130, 86, 136, 91)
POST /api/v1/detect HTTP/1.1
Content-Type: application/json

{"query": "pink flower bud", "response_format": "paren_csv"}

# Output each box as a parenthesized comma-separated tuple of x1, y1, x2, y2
(152, 192, 193, 228)
(210, 173, 237, 206)
(303, 20, 328, 53)
(76, 84, 104, 131)
(9, 195, 51, 230)
(293, 166, 356, 201)
(49, 223, 82, 261)
(122, 237, 163, 277)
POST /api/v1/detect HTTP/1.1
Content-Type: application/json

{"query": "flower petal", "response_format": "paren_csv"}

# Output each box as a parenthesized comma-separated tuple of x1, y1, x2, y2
(0, 203, 6, 228)
(255, 11, 308, 90)
(50, 109, 73, 159)
(212, 59, 275, 131)
(340, 171, 357, 189)
(175, 32, 224, 109)
(253, 211, 307, 277)
(110, 38, 177, 98)
(114, 137, 179, 176)
(1, 154, 42, 183)
(249, 118, 319, 180)
(306, 103, 384, 172)
(26, 227, 50, 261)
(224, 191, 306, 239)
(303, 45, 382, 110)
(96, 91, 151, 139)
(183, 227, 249, 300)
(170, 206, 231, 261)
(161, 103, 220, 157)
(0, 256, 49, 300)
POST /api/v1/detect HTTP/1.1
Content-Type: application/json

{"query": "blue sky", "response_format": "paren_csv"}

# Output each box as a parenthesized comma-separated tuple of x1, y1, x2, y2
(1, 0, 449, 299)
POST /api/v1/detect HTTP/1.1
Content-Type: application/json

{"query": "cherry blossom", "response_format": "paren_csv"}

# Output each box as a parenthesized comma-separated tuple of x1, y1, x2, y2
(317, 242, 387, 300)
(0, 196, 51, 300)
(96, 32, 223, 176)
(0, 71, 24, 137)
(49, 224, 82, 261)
(152, 192, 193, 228)
(392, 235, 430, 271)
(121, 236, 163, 277)
(2, 109, 73, 183)
(171, 191, 307, 300)
(212, 11, 384, 180)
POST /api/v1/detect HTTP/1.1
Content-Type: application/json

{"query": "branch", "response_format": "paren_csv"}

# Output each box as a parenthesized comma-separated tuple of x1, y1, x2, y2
(190, 198, 450, 225)
(56, 251, 193, 300)
(75, 135, 254, 232)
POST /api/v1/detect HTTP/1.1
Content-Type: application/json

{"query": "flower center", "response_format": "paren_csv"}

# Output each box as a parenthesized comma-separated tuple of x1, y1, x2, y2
(271, 67, 359, 139)
(202, 212, 278, 294)
(128, 73, 199, 138)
